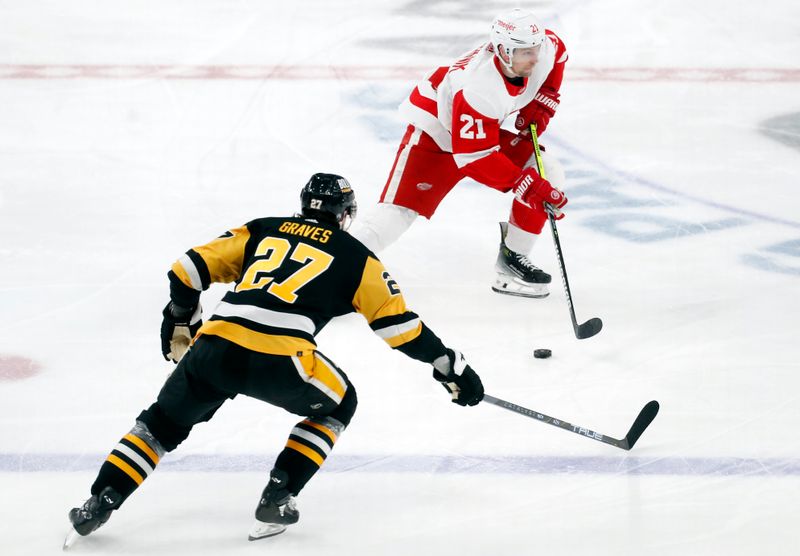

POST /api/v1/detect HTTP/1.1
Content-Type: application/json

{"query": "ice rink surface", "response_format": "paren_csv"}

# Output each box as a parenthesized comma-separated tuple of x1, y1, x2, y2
(1, 1, 799, 554)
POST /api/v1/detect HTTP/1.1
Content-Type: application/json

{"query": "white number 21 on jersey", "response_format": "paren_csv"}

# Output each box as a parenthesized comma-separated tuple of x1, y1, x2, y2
(459, 114, 486, 140)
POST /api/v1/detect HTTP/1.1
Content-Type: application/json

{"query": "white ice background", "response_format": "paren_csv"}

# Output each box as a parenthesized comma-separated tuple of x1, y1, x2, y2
(1, 1, 799, 554)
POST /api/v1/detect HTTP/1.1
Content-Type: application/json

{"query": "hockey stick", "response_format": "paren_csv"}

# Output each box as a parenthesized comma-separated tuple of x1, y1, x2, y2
(483, 394, 659, 450)
(530, 124, 603, 339)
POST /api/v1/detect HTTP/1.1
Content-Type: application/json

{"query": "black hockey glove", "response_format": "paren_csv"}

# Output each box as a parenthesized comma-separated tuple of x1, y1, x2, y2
(432, 349, 484, 406)
(160, 302, 202, 364)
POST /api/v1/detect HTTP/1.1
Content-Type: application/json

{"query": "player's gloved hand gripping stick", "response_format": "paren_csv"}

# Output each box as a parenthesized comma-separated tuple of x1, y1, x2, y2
(432, 349, 484, 406)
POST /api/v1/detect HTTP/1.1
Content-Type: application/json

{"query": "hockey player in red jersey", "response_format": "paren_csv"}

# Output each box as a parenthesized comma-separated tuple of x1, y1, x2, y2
(64, 173, 483, 546)
(353, 8, 569, 298)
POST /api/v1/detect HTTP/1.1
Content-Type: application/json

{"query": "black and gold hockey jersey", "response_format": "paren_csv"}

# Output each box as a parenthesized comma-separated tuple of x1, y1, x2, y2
(168, 216, 446, 363)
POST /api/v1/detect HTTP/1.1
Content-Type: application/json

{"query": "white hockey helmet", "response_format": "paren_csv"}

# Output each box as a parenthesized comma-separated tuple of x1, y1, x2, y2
(490, 9, 546, 70)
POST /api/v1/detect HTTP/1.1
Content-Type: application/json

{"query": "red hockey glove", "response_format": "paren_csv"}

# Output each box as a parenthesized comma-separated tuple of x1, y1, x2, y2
(515, 88, 559, 137)
(525, 101, 555, 136)
(513, 168, 567, 218)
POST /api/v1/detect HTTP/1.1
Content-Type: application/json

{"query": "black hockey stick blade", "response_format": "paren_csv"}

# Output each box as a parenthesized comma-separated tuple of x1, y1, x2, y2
(576, 317, 603, 339)
(621, 400, 660, 450)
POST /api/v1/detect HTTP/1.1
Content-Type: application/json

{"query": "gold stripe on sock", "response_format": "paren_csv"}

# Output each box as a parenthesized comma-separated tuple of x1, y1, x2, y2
(302, 420, 337, 443)
(286, 439, 324, 467)
(124, 433, 160, 465)
(107, 454, 144, 485)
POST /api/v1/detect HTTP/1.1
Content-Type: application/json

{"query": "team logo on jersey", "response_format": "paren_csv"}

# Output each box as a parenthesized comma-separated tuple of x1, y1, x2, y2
(416, 182, 433, 191)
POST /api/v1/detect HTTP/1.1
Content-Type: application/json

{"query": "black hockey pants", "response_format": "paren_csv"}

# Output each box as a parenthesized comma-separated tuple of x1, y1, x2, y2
(138, 334, 357, 452)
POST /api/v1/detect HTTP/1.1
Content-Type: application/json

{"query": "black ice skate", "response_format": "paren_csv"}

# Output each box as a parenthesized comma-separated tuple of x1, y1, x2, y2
(248, 469, 299, 541)
(64, 486, 122, 549)
(492, 222, 551, 298)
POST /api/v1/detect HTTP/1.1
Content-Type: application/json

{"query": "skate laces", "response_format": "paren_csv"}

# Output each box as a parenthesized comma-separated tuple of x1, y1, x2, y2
(262, 485, 296, 515)
(77, 495, 106, 521)
(514, 252, 540, 271)
(278, 496, 297, 516)
(81, 496, 100, 515)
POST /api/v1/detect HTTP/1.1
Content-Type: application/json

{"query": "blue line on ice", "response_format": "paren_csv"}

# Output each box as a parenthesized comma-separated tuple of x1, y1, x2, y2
(2, 454, 798, 476)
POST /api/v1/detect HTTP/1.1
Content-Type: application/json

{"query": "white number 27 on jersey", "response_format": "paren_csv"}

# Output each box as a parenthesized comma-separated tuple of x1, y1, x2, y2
(459, 114, 487, 140)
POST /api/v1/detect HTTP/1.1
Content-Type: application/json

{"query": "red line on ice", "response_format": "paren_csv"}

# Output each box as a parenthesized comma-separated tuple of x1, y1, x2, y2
(1, 65, 798, 82)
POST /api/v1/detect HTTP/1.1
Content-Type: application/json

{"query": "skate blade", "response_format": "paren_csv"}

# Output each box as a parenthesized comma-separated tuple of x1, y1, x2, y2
(491, 287, 550, 299)
(248, 520, 287, 541)
(492, 276, 550, 298)
(63, 528, 80, 551)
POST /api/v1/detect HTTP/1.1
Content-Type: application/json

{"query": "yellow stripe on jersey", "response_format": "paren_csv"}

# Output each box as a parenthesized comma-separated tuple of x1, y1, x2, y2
(193, 226, 252, 284)
(106, 454, 144, 485)
(382, 320, 423, 348)
(123, 434, 160, 465)
(171, 257, 200, 291)
(352, 256, 408, 324)
(199, 321, 316, 356)
(285, 439, 325, 467)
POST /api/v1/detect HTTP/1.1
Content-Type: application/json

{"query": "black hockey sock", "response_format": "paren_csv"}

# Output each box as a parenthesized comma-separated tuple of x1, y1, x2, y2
(90, 422, 165, 503)
(274, 416, 344, 495)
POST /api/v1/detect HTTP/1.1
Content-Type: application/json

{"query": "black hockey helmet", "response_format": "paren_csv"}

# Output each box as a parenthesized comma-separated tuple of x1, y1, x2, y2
(300, 173, 357, 230)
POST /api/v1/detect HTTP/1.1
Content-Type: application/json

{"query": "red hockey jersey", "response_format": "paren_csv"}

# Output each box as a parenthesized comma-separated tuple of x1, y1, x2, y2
(399, 31, 567, 191)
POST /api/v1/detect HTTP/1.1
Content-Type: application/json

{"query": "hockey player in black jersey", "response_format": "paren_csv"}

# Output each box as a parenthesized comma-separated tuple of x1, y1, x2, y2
(65, 173, 484, 546)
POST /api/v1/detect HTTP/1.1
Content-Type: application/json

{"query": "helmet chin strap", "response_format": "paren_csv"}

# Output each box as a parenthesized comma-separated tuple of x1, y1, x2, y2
(497, 45, 519, 76)
(341, 209, 356, 231)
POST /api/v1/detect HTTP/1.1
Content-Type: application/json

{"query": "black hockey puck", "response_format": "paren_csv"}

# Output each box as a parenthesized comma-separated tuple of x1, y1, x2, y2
(533, 349, 552, 359)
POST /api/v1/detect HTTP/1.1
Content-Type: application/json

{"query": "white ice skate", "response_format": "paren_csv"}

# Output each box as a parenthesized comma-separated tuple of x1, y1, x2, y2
(492, 222, 551, 298)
